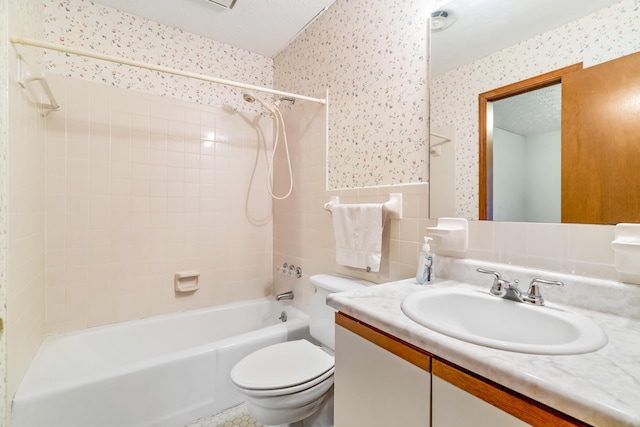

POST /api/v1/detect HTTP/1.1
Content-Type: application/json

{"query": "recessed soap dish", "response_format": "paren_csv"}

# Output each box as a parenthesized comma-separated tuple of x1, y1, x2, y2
(175, 270, 200, 292)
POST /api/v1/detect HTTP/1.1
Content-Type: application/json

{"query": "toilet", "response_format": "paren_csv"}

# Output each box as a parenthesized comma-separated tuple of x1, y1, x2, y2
(230, 274, 371, 427)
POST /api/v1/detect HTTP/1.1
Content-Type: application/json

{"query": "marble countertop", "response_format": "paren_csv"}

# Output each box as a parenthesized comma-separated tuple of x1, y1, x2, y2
(327, 278, 640, 427)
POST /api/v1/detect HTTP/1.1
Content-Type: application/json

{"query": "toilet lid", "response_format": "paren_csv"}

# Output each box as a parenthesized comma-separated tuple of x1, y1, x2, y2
(231, 340, 334, 390)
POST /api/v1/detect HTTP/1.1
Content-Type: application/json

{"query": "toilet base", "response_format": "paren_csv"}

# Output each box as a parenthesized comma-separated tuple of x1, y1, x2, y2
(247, 386, 334, 427)
(301, 389, 333, 427)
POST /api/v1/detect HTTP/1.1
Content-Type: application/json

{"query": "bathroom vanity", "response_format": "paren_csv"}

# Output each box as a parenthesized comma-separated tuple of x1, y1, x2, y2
(329, 273, 640, 427)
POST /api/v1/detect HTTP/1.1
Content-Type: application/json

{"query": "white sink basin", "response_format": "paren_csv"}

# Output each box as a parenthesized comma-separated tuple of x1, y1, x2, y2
(401, 287, 607, 355)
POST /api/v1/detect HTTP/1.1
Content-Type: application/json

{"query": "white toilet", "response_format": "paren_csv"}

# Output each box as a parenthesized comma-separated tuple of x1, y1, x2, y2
(230, 274, 371, 427)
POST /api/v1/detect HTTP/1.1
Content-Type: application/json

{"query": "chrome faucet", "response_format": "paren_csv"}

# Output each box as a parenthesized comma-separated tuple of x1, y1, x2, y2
(476, 268, 563, 306)
(476, 268, 523, 302)
(275, 291, 294, 301)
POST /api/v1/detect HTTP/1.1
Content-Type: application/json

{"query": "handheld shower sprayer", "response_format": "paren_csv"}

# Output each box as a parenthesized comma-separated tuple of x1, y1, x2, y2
(240, 90, 293, 200)
(242, 90, 275, 114)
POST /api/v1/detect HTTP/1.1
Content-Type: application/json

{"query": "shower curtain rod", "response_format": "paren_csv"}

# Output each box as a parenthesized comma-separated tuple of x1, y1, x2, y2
(10, 35, 327, 105)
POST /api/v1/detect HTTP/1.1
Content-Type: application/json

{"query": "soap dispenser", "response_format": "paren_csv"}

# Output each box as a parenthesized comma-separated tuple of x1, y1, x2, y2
(416, 237, 434, 285)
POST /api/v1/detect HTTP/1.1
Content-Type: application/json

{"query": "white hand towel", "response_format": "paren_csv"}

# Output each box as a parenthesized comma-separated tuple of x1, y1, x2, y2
(332, 203, 385, 272)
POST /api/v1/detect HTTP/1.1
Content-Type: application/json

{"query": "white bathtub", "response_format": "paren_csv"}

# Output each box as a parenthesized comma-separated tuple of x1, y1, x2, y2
(12, 298, 310, 427)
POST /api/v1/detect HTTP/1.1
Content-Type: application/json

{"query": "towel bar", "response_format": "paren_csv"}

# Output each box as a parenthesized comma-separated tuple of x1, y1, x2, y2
(324, 193, 403, 219)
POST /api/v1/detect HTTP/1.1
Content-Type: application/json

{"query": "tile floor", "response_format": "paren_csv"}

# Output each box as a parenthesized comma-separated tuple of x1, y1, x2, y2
(186, 403, 264, 427)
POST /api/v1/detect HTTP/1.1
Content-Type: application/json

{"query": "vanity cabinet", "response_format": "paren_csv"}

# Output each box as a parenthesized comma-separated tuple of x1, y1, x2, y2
(430, 359, 588, 426)
(432, 360, 529, 426)
(334, 313, 432, 427)
(335, 313, 587, 427)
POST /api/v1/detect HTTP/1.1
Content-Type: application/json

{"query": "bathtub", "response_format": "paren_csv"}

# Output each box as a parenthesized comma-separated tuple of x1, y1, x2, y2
(12, 298, 310, 427)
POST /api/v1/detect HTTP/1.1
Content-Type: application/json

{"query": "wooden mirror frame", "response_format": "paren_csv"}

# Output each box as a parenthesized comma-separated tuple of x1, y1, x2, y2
(478, 63, 583, 220)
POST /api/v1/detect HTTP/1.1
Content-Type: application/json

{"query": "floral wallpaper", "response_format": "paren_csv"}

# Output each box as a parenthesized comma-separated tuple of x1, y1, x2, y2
(42, 0, 273, 113)
(274, 0, 430, 189)
(430, 0, 640, 219)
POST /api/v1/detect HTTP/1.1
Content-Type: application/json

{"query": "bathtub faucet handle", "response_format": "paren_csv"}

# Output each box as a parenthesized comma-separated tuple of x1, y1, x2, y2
(275, 291, 294, 301)
(287, 264, 303, 278)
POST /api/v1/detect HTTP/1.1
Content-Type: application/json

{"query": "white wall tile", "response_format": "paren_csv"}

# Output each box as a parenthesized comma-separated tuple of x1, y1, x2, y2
(42, 75, 273, 333)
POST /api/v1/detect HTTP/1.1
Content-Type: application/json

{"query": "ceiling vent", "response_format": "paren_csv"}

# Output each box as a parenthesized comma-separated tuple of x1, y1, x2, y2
(204, 0, 237, 9)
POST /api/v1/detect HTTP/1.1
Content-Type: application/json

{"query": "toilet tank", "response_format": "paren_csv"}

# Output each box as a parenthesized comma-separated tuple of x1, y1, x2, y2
(308, 274, 373, 350)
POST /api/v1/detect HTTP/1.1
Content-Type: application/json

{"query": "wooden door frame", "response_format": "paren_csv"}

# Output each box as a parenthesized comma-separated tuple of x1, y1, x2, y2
(478, 63, 583, 220)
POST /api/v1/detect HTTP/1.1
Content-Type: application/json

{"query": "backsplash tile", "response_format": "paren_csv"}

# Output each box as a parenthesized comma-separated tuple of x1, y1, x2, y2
(438, 256, 640, 320)
(464, 220, 618, 282)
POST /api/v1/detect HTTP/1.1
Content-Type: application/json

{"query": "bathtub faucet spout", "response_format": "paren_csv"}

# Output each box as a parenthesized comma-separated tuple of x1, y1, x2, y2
(276, 291, 294, 301)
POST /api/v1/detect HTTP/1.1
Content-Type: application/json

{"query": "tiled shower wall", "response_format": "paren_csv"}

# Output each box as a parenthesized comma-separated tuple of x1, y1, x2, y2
(44, 74, 273, 333)
(39, 0, 278, 333)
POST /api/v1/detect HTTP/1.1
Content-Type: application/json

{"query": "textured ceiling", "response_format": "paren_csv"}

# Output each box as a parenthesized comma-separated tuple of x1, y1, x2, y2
(493, 85, 561, 136)
(93, 0, 336, 57)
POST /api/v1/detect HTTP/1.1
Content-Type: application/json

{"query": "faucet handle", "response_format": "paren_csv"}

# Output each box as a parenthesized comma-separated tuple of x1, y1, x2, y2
(476, 267, 501, 280)
(476, 268, 507, 297)
(525, 278, 564, 306)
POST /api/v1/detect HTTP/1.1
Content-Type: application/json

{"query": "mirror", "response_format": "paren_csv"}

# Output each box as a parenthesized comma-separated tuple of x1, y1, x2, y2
(485, 85, 562, 222)
(428, 0, 637, 223)
(478, 64, 580, 222)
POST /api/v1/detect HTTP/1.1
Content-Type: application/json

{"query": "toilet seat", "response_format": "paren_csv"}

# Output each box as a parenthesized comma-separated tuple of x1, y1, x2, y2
(231, 340, 334, 396)
(236, 367, 334, 397)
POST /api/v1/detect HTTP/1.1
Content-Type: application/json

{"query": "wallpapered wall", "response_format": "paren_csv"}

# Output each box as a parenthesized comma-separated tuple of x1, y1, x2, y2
(43, 0, 273, 112)
(430, 0, 640, 219)
(43, 0, 431, 190)
(274, 0, 430, 189)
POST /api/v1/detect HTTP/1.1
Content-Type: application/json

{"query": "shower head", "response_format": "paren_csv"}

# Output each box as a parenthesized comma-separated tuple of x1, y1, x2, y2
(243, 91, 257, 103)
(242, 90, 275, 114)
